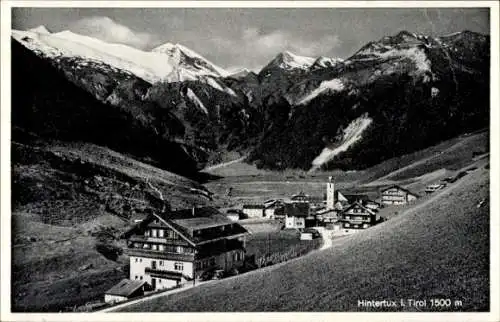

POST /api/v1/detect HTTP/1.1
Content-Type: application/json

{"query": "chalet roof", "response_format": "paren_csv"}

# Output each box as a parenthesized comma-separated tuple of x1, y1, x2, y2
(381, 185, 418, 196)
(344, 194, 370, 202)
(105, 279, 145, 297)
(315, 208, 337, 215)
(335, 191, 349, 202)
(341, 202, 376, 215)
(284, 202, 309, 217)
(131, 207, 249, 246)
(263, 199, 285, 207)
(173, 215, 232, 230)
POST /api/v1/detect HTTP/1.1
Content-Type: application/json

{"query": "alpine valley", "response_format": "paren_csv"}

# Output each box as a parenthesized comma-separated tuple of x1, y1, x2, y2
(12, 28, 489, 174)
(9, 25, 491, 313)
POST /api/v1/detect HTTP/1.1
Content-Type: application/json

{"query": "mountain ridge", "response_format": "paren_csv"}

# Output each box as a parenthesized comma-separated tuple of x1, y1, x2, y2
(11, 29, 490, 174)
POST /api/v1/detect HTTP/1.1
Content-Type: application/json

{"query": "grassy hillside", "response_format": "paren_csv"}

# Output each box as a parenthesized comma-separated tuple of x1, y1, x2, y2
(11, 141, 210, 312)
(120, 166, 489, 312)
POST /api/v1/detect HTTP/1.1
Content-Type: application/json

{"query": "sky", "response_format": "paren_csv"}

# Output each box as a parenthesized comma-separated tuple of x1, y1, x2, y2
(12, 7, 490, 72)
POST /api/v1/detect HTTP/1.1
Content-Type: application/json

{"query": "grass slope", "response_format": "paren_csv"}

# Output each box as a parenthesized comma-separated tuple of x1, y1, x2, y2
(121, 167, 489, 312)
(11, 141, 210, 312)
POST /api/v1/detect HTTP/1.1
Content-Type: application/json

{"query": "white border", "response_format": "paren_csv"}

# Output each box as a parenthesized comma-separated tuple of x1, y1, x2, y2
(1, 2, 499, 322)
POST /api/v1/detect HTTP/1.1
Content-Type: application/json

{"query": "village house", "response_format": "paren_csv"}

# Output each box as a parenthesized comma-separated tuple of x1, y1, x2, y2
(338, 202, 381, 234)
(364, 200, 382, 211)
(315, 207, 338, 224)
(124, 207, 249, 291)
(242, 204, 265, 218)
(104, 279, 146, 304)
(290, 192, 310, 204)
(344, 194, 381, 211)
(380, 185, 418, 205)
(225, 209, 242, 221)
(284, 202, 310, 229)
(263, 199, 284, 219)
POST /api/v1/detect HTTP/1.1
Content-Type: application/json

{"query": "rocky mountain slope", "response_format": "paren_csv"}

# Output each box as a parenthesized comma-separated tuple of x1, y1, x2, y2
(248, 30, 489, 170)
(12, 28, 490, 174)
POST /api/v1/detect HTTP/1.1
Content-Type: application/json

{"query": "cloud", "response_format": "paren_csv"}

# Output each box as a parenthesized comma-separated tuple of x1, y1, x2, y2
(69, 16, 157, 49)
(207, 28, 342, 71)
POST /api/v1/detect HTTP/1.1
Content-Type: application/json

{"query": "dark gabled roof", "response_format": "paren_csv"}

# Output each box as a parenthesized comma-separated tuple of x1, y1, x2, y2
(154, 209, 249, 246)
(380, 185, 418, 196)
(173, 215, 232, 230)
(344, 194, 370, 202)
(284, 202, 309, 217)
(340, 202, 375, 215)
(105, 279, 145, 297)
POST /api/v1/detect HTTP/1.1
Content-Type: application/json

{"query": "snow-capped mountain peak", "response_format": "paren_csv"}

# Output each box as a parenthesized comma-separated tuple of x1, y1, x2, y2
(310, 56, 343, 70)
(266, 51, 316, 71)
(151, 42, 229, 78)
(11, 28, 231, 85)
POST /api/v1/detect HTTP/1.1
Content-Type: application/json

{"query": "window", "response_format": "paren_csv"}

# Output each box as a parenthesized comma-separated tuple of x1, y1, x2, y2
(176, 246, 183, 253)
(143, 243, 150, 249)
(145, 230, 150, 237)
(345, 223, 350, 228)
(196, 262, 201, 269)
(158, 229, 164, 238)
(159, 245, 165, 251)
(210, 258, 216, 266)
(139, 258, 142, 263)
(140, 276, 143, 280)
(135, 258, 138, 263)
(152, 244, 158, 251)
(135, 275, 138, 280)
(158, 279, 161, 284)
(159, 261, 164, 266)
(174, 262, 184, 271)
(151, 229, 157, 238)
(345, 216, 350, 220)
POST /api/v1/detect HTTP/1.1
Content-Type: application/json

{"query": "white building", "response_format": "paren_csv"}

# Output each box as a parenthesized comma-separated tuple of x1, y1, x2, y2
(123, 207, 249, 290)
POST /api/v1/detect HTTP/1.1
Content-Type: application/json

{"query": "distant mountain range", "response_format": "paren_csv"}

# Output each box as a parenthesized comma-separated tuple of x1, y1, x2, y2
(11, 27, 490, 174)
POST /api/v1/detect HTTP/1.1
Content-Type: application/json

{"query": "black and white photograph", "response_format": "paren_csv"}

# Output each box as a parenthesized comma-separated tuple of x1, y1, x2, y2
(1, 1, 499, 320)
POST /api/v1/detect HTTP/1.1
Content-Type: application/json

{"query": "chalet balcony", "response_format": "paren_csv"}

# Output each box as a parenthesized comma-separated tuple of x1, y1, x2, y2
(125, 248, 195, 261)
(128, 235, 189, 246)
(145, 268, 188, 280)
(195, 239, 245, 259)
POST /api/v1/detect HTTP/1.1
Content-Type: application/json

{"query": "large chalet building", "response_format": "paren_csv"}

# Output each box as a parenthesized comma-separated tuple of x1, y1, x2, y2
(125, 207, 249, 290)
(380, 185, 418, 205)
(338, 202, 381, 234)
(284, 202, 310, 229)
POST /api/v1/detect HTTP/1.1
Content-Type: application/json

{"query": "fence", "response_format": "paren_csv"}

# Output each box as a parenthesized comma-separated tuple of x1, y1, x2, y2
(254, 238, 321, 269)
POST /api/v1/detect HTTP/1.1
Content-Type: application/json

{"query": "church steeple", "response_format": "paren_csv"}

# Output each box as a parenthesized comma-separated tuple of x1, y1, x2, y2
(326, 176, 335, 210)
